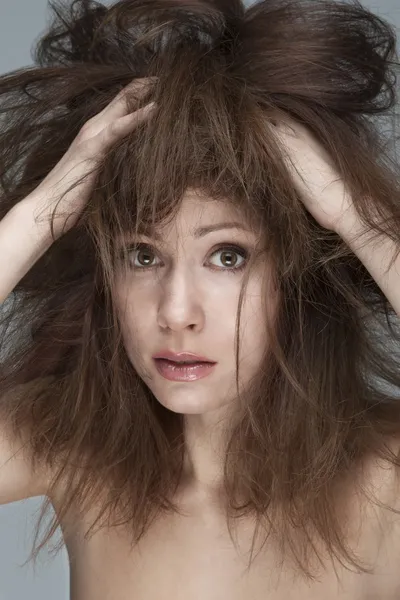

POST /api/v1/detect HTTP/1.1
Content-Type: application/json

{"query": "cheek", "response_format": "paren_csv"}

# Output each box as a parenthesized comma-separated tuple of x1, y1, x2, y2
(117, 308, 153, 379)
(121, 305, 150, 343)
(239, 296, 266, 352)
(237, 276, 277, 362)
(114, 287, 151, 350)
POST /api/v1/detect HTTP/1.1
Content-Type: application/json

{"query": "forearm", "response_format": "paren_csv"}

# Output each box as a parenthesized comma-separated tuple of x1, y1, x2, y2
(336, 213, 400, 319)
(0, 198, 54, 304)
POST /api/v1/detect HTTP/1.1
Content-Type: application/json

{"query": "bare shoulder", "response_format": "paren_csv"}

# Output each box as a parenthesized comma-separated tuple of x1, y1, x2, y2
(0, 379, 54, 505)
(0, 416, 52, 504)
(356, 435, 400, 526)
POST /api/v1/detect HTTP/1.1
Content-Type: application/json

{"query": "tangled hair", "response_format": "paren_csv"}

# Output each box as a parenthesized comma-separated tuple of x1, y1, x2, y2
(1, 0, 400, 583)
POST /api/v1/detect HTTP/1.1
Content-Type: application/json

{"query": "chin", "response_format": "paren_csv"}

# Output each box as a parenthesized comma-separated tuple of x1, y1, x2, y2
(155, 395, 214, 414)
(153, 387, 233, 416)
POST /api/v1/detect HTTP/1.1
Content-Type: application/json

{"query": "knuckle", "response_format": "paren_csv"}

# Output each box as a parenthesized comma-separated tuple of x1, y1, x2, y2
(78, 118, 99, 139)
(73, 135, 99, 160)
(130, 76, 157, 88)
(77, 123, 92, 138)
(104, 121, 120, 140)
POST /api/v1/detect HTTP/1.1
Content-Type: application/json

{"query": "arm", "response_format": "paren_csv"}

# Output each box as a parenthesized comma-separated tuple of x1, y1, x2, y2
(0, 199, 53, 305)
(0, 415, 51, 504)
(336, 212, 400, 320)
(0, 78, 156, 306)
(0, 78, 157, 504)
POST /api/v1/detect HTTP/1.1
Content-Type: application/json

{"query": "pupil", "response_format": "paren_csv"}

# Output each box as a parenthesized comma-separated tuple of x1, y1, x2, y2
(138, 250, 153, 266)
(134, 249, 238, 267)
(221, 251, 236, 267)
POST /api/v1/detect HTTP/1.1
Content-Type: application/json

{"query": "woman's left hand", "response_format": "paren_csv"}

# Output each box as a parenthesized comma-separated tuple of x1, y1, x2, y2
(272, 118, 356, 233)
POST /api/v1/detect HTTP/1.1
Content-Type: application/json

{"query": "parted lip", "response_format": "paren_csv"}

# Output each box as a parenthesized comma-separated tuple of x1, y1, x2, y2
(152, 350, 216, 363)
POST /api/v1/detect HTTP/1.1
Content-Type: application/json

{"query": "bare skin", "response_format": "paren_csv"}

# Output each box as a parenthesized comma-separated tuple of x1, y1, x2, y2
(49, 438, 400, 600)
(3, 79, 400, 598)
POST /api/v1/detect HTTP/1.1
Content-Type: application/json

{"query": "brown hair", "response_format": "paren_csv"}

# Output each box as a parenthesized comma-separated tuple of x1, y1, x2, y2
(1, 0, 400, 582)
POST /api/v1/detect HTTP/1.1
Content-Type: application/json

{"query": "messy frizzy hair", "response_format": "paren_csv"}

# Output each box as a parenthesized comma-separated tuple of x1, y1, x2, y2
(1, 0, 400, 583)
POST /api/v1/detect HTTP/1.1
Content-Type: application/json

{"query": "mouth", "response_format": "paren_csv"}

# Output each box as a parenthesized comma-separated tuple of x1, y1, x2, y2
(153, 358, 217, 382)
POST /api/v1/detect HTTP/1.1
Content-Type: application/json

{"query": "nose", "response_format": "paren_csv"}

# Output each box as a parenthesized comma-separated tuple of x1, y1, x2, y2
(157, 266, 205, 333)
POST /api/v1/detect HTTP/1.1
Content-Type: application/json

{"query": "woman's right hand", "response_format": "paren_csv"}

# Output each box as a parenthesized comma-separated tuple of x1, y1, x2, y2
(23, 77, 157, 241)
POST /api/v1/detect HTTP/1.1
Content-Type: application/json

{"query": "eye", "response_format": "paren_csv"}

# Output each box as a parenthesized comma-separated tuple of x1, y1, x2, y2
(132, 244, 159, 269)
(208, 245, 248, 272)
(128, 243, 160, 268)
(121, 243, 249, 272)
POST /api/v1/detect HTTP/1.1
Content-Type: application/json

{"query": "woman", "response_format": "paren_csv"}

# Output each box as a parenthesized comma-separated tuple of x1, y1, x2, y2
(1, 0, 400, 597)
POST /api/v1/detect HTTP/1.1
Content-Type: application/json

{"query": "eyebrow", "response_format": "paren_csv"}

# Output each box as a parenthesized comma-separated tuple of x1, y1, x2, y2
(147, 221, 252, 241)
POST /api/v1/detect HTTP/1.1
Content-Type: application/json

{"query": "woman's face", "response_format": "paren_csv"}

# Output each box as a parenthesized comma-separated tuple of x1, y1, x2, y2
(114, 189, 278, 415)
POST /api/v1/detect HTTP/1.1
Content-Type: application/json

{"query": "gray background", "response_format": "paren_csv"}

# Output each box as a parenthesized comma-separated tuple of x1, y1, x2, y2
(0, 0, 399, 599)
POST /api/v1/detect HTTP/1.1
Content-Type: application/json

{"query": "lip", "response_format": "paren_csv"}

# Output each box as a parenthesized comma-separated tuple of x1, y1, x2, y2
(152, 350, 216, 363)
(153, 358, 216, 382)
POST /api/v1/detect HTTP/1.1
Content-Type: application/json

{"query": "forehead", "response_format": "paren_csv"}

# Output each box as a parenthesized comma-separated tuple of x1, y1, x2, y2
(118, 190, 260, 245)
(154, 193, 250, 237)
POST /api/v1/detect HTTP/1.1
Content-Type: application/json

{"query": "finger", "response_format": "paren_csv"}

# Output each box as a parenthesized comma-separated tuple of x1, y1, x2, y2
(95, 77, 156, 124)
(95, 101, 156, 148)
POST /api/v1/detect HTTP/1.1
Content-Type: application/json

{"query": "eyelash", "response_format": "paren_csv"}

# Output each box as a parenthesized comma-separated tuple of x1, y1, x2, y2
(120, 243, 249, 275)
